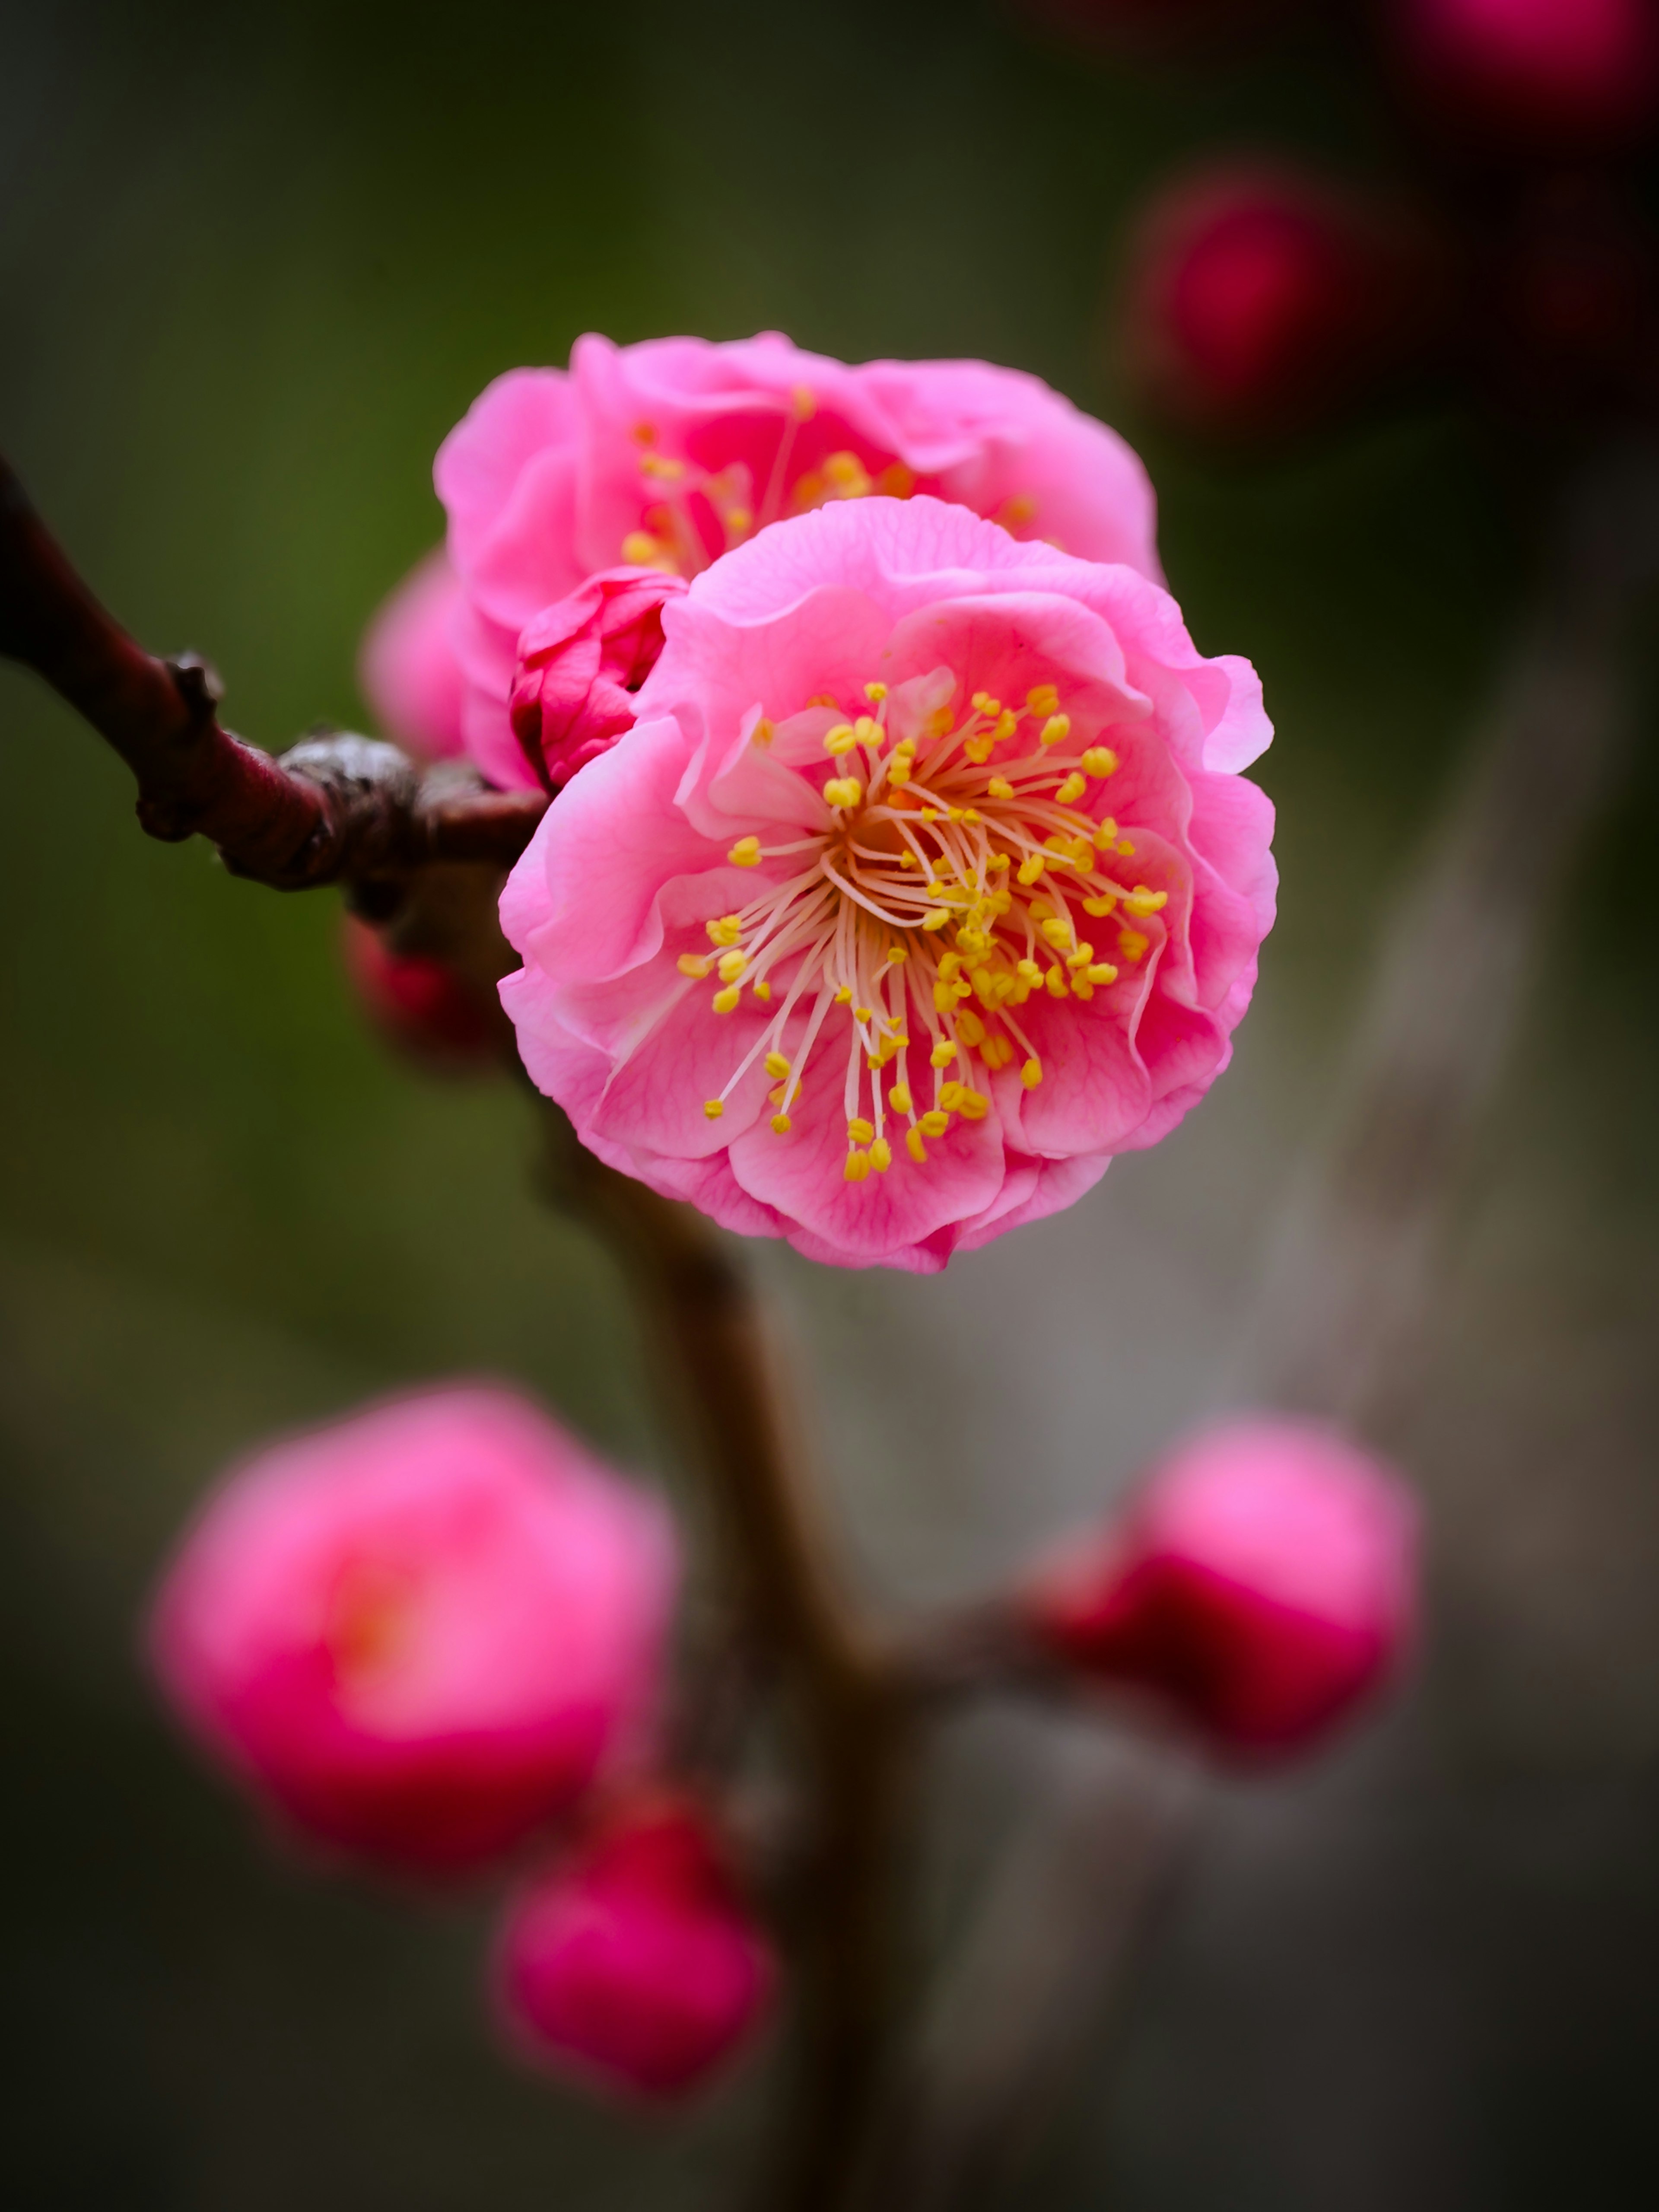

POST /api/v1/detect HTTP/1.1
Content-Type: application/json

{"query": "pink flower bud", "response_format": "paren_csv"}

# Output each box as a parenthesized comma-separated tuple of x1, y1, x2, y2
(510, 567, 688, 792)
(495, 1792, 775, 2101)
(1027, 1417, 1419, 1754)
(1121, 165, 1446, 437)
(149, 1388, 678, 1876)
(357, 548, 469, 760)
(1394, 0, 1659, 153)
(340, 914, 502, 1070)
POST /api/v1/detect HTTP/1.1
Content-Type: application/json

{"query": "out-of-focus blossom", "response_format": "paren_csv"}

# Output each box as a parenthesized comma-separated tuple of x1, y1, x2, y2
(1491, 175, 1659, 412)
(1026, 1416, 1419, 1753)
(510, 566, 689, 792)
(495, 1792, 775, 2101)
(499, 496, 1274, 1273)
(340, 914, 501, 1070)
(1393, 0, 1659, 152)
(357, 547, 468, 760)
(150, 1388, 678, 1876)
(1021, 0, 1293, 56)
(1120, 164, 1448, 438)
(433, 331, 1162, 791)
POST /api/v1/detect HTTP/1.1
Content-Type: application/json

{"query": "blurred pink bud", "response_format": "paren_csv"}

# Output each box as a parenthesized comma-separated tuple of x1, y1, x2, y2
(495, 1792, 776, 2101)
(1394, 0, 1659, 152)
(358, 547, 468, 759)
(150, 1388, 678, 1876)
(340, 914, 501, 1070)
(1121, 165, 1447, 437)
(509, 566, 688, 792)
(1026, 1417, 1419, 1754)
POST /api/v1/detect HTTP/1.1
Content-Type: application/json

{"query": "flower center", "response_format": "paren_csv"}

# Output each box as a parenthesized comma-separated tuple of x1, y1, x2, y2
(679, 681, 1170, 1182)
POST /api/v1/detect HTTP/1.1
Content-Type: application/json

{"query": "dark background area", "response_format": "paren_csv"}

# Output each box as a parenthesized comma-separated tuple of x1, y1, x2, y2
(3, 2, 1657, 2205)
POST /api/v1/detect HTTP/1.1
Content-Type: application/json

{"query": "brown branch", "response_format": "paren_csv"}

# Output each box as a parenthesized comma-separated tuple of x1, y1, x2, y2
(0, 451, 545, 888)
(537, 1111, 910, 2212)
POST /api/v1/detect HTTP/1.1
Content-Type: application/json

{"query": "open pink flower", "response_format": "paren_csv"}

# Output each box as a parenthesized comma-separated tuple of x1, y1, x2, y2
(499, 496, 1274, 1272)
(432, 331, 1162, 789)
(1025, 1416, 1419, 1753)
(357, 547, 469, 760)
(495, 1792, 775, 2101)
(510, 566, 689, 792)
(149, 1387, 677, 1876)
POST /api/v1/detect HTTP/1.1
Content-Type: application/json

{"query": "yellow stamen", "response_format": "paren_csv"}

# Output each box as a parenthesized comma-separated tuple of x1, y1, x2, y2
(717, 950, 747, 983)
(987, 776, 1014, 800)
(1055, 772, 1087, 805)
(771, 1114, 792, 1135)
(844, 1147, 872, 1181)
(824, 723, 858, 754)
(906, 1127, 928, 1163)
(824, 777, 862, 809)
(1118, 927, 1149, 963)
(1081, 746, 1119, 778)
(708, 913, 742, 946)
(864, 681, 887, 701)
(1124, 887, 1168, 916)
(869, 1137, 893, 1171)
(712, 986, 742, 1014)
(1038, 714, 1071, 748)
(728, 836, 762, 866)
(1021, 1057, 1043, 1088)
(678, 953, 712, 978)
(1026, 684, 1060, 717)
(957, 1089, 989, 1120)
(848, 1117, 875, 1144)
(888, 1082, 913, 1115)
(764, 1052, 791, 1079)
(703, 1098, 725, 1120)
(919, 1109, 950, 1137)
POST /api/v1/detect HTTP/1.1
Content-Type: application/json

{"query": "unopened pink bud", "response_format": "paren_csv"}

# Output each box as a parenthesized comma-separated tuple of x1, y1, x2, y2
(495, 1792, 775, 2101)
(1121, 165, 1446, 438)
(1027, 1417, 1419, 1754)
(340, 913, 500, 1070)
(510, 566, 688, 792)
(149, 1388, 677, 1875)
(358, 547, 469, 760)
(1394, 0, 1659, 152)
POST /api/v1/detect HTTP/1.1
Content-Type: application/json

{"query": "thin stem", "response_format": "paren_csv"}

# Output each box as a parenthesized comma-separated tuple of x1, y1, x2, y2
(538, 1111, 909, 2212)
(0, 451, 544, 888)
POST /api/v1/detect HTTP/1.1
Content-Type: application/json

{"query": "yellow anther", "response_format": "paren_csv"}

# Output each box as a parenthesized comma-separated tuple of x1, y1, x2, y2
(1081, 746, 1119, 778)
(886, 945, 908, 964)
(844, 1147, 872, 1181)
(1083, 894, 1119, 919)
(1017, 855, 1045, 886)
(1021, 1056, 1043, 1089)
(992, 710, 1019, 743)
(894, 735, 917, 757)
(937, 952, 962, 984)
(854, 716, 881, 746)
(1091, 820, 1119, 852)
(987, 852, 1011, 873)
(712, 986, 742, 1014)
(848, 1116, 875, 1144)
(956, 929, 990, 958)
(931, 1040, 957, 1069)
(922, 910, 953, 934)
(947, 806, 966, 823)
(752, 716, 774, 746)
(899, 850, 920, 868)
(1039, 714, 1071, 748)
(982, 1034, 1014, 1071)
(864, 681, 888, 702)
(938, 1081, 966, 1111)
(854, 1006, 874, 1022)
(987, 776, 1015, 800)
(1055, 771, 1087, 805)
(1041, 917, 1072, 948)
(869, 1136, 893, 1172)
(726, 507, 753, 535)
(1016, 957, 1041, 983)
(1086, 962, 1119, 986)
(887, 759, 912, 786)
(920, 1109, 950, 1137)
(920, 807, 940, 822)
(764, 1051, 791, 1080)
(703, 1098, 725, 1120)
(1069, 843, 1096, 873)
(1124, 886, 1168, 916)
(956, 1008, 987, 1047)
(1046, 965, 1068, 998)
(824, 451, 872, 493)
(1116, 840, 1135, 857)
(824, 777, 862, 808)
(927, 706, 955, 738)
(834, 985, 854, 1003)
(639, 453, 686, 480)
(771, 1114, 792, 1135)
(957, 1089, 989, 1121)
(889, 1081, 913, 1115)
(1118, 927, 1150, 963)
(972, 692, 1001, 715)
(809, 693, 838, 707)
(768, 1083, 790, 1107)
(728, 836, 762, 866)
(622, 530, 665, 566)
(753, 980, 771, 1001)
(793, 385, 817, 420)
(824, 722, 859, 754)
(1026, 684, 1060, 717)
(963, 737, 994, 766)
(906, 1127, 928, 1164)
(964, 808, 983, 825)
(1065, 942, 1094, 969)
(931, 982, 954, 1013)
(717, 950, 748, 983)
(708, 913, 742, 946)
(1071, 977, 1094, 1001)
(678, 953, 712, 978)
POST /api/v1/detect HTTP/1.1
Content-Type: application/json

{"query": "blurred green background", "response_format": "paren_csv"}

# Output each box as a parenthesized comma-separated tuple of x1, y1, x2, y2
(3, 1, 1659, 2205)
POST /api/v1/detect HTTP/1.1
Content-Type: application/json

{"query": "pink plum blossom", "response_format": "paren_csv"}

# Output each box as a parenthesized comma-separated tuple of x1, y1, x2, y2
(510, 566, 689, 792)
(1026, 1417, 1419, 1753)
(357, 547, 469, 759)
(498, 495, 1275, 1273)
(495, 1792, 775, 2101)
(340, 913, 501, 1070)
(432, 331, 1163, 790)
(149, 1387, 677, 1876)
